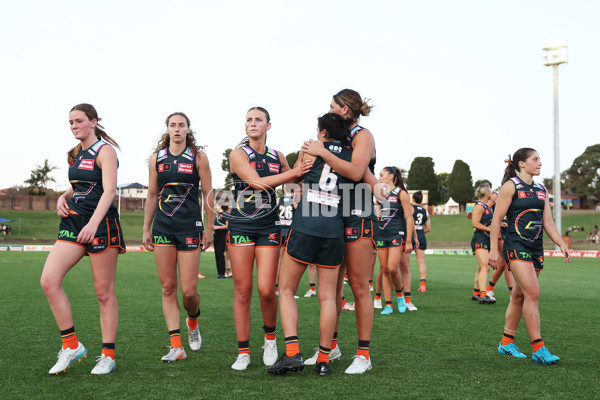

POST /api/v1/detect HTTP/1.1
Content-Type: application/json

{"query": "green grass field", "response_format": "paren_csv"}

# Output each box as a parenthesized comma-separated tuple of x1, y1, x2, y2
(0, 252, 598, 399)
(1, 210, 599, 249)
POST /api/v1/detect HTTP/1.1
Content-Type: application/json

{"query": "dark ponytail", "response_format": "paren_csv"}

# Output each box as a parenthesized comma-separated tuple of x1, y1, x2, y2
(501, 148, 537, 185)
(384, 166, 406, 191)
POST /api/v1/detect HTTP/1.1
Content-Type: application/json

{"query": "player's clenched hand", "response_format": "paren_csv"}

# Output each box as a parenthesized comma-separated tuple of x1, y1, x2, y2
(142, 230, 154, 252)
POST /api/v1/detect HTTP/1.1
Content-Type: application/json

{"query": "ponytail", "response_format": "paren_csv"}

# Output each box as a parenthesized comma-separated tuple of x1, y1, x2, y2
(501, 148, 537, 185)
(67, 104, 119, 164)
(384, 166, 406, 191)
(333, 89, 373, 123)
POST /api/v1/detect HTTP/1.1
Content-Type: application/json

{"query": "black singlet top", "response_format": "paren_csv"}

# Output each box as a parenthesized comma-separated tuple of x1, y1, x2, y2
(377, 187, 406, 240)
(277, 195, 295, 235)
(413, 205, 428, 235)
(503, 176, 547, 251)
(291, 141, 352, 238)
(153, 147, 203, 235)
(472, 201, 493, 241)
(228, 146, 282, 233)
(67, 140, 118, 217)
(341, 125, 377, 220)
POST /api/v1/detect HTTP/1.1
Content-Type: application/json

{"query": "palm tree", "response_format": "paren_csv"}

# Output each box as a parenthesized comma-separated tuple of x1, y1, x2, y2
(24, 159, 57, 195)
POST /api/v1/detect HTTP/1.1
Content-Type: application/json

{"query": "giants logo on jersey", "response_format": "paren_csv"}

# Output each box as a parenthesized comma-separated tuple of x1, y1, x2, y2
(268, 233, 279, 240)
(536, 191, 546, 200)
(178, 163, 193, 174)
(158, 164, 171, 172)
(268, 163, 280, 173)
(186, 237, 198, 245)
(79, 159, 94, 170)
(518, 191, 532, 198)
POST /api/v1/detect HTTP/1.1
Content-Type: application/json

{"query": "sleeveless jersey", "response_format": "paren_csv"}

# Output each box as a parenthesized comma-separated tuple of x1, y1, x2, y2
(277, 195, 295, 235)
(413, 205, 428, 231)
(67, 140, 118, 217)
(341, 125, 377, 220)
(228, 146, 282, 233)
(377, 187, 406, 240)
(472, 201, 493, 241)
(504, 176, 547, 251)
(153, 147, 203, 235)
(291, 141, 352, 238)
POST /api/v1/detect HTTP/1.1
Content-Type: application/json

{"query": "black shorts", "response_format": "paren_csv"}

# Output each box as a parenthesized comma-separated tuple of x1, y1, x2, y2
(471, 237, 490, 254)
(504, 247, 544, 271)
(280, 227, 291, 245)
(152, 230, 203, 252)
(412, 232, 427, 250)
(286, 229, 344, 268)
(58, 214, 126, 255)
(343, 216, 375, 245)
(226, 229, 281, 248)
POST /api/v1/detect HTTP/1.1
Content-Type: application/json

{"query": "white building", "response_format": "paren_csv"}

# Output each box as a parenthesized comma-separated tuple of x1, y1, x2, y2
(117, 183, 148, 198)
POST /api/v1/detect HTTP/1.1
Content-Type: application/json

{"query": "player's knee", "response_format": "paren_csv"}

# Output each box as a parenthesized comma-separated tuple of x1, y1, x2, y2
(161, 282, 178, 297)
(181, 289, 198, 303)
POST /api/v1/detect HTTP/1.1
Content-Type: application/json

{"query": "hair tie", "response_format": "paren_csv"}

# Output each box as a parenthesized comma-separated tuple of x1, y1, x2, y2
(96, 117, 105, 130)
(504, 154, 512, 165)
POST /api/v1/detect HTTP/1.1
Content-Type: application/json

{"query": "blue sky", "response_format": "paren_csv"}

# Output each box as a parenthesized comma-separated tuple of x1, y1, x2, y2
(1, 0, 598, 191)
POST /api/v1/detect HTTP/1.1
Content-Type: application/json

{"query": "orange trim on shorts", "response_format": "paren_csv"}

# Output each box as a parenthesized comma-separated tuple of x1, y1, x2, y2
(345, 219, 376, 247)
(56, 239, 86, 249)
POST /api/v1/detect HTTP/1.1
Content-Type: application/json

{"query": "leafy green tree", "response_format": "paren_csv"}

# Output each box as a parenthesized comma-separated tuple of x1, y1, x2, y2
(436, 172, 450, 204)
(406, 157, 438, 205)
(563, 144, 600, 198)
(448, 160, 473, 209)
(24, 159, 56, 196)
(286, 151, 299, 168)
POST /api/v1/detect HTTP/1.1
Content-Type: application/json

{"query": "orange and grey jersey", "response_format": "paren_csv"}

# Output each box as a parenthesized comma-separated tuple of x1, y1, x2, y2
(504, 176, 547, 251)
(341, 125, 377, 220)
(228, 146, 282, 233)
(153, 147, 203, 235)
(67, 140, 118, 217)
(377, 187, 406, 240)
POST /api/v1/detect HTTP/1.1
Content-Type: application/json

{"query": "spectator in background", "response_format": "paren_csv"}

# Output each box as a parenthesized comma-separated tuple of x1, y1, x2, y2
(214, 205, 229, 279)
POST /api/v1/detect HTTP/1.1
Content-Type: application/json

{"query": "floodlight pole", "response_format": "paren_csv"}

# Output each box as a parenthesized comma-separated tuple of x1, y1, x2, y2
(552, 63, 561, 244)
(542, 41, 567, 249)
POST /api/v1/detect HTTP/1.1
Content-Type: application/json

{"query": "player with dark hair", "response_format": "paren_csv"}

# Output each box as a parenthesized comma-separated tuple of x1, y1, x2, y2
(490, 148, 571, 363)
(302, 89, 377, 374)
(268, 113, 350, 377)
(375, 167, 413, 315)
(412, 191, 430, 292)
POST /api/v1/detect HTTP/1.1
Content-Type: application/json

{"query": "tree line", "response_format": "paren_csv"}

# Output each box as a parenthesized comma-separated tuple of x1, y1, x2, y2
(19, 145, 599, 209)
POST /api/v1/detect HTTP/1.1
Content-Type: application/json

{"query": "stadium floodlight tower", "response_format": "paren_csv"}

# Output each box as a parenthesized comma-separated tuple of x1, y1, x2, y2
(541, 40, 567, 247)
